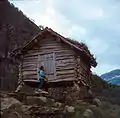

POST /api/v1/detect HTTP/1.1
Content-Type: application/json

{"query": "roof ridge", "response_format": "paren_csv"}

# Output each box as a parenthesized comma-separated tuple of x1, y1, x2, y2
(11, 27, 97, 67)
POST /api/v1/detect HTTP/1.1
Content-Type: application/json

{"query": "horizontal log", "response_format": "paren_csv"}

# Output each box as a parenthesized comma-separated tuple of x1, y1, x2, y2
(50, 77, 76, 82)
(22, 68, 37, 71)
(23, 78, 37, 80)
(56, 69, 74, 75)
(56, 63, 75, 67)
(39, 44, 70, 50)
(23, 79, 74, 88)
(41, 43, 69, 49)
(23, 58, 38, 61)
(22, 61, 37, 64)
(22, 71, 37, 75)
(56, 74, 75, 80)
(56, 56, 74, 60)
(40, 38, 58, 43)
(22, 64, 36, 68)
(23, 57, 38, 60)
(56, 52, 74, 57)
(56, 58, 75, 63)
(23, 59, 37, 63)
(56, 66, 74, 70)
(56, 67, 74, 71)
(55, 77, 75, 82)
(27, 49, 72, 55)
(23, 75, 37, 79)
(24, 55, 38, 58)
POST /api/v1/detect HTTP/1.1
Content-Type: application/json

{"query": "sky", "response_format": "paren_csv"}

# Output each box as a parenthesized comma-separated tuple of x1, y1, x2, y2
(9, 0, 120, 75)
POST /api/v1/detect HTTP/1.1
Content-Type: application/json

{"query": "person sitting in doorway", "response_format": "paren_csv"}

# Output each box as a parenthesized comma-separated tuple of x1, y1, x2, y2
(37, 66, 48, 93)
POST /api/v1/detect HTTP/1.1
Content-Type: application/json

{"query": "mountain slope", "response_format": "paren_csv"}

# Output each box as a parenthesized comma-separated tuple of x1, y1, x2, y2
(101, 69, 120, 85)
(0, 0, 40, 91)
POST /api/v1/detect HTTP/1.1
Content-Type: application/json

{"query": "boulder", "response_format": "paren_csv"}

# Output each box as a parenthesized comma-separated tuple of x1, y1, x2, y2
(54, 102, 62, 107)
(26, 96, 47, 105)
(93, 98, 101, 106)
(1, 97, 22, 111)
(39, 96, 47, 102)
(21, 105, 32, 112)
(65, 105, 75, 113)
(83, 109, 93, 117)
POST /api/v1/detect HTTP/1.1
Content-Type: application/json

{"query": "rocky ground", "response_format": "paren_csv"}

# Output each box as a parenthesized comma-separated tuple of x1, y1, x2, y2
(1, 91, 120, 118)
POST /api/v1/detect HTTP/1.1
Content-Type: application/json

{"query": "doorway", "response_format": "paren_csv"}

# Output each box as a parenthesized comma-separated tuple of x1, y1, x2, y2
(38, 53, 56, 81)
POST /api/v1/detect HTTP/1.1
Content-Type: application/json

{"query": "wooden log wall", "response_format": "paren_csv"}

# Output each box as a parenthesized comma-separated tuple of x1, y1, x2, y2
(19, 34, 91, 101)
(75, 55, 90, 83)
(21, 35, 76, 82)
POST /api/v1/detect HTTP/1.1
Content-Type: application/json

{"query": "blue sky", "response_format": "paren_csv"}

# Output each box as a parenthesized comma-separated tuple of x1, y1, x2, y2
(9, 0, 120, 75)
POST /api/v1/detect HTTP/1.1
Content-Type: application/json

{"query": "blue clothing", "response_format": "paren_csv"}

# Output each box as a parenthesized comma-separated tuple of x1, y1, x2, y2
(38, 69, 45, 89)
(39, 70, 45, 80)
(39, 79, 44, 89)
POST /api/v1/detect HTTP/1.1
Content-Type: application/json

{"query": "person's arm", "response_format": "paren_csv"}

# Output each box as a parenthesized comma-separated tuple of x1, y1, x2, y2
(41, 71, 48, 82)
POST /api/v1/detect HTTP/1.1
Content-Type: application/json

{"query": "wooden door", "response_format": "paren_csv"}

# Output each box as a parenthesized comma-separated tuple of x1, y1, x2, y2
(38, 53, 56, 81)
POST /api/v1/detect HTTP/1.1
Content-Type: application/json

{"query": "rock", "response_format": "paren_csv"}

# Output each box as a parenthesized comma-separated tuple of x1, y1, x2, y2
(93, 98, 101, 106)
(65, 105, 75, 113)
(83, 109, 93, 117)
(21, 105, 32, 112)
(47, 98, 56, 106)
(54, 102, 62, 107)
(26, 96, 47, 105)
(1, 111, 3, 115)
(1, 97, 22, 111)
(39, 96, 47, 102)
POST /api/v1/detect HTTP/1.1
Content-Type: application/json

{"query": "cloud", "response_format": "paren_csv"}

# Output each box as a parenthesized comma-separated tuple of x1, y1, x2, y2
(92, 63, 120, 75)
(87, 38, 109, 55)
(9, 0, 120, 75)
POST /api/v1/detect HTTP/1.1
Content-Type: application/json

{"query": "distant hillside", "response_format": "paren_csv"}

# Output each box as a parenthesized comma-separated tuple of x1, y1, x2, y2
(101, 69, 120, 85)
(90, 74, 120, 105)
(0, 0, 40, 91)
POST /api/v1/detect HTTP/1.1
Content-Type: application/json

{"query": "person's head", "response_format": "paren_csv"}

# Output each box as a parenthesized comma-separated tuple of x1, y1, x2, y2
(40, 66, 44, 70)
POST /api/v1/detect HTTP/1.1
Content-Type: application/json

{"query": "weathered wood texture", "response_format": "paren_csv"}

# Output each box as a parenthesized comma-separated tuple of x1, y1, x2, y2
(21, 35, 76, 82)
(20, 34, 90, 83)
(74, 55, 90, 83)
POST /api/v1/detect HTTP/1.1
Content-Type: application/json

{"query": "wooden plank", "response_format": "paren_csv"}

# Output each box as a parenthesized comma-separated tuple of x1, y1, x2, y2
(56, 66, 74, 70)
(23, 59, 37, 63)
(56, 67, 74, 71)
(50, 77, 75, 82)
(41, 42, 69, 48)
(24, 55, 38, 58)
(23, 77, 37, 81)
(23, 57, 38, 60)
(22, 68, 37, 71)
(39, 45, 62, 50)
(23, 75, 37, 79)
(22, 71, 37, 75)
(56, 60, 75, 67)
(56, 74, 75, 80)
(56, 69, 74, 75)
(56, 63, 75, 68)
(56, 56, 74, 60)
(37, 52, 56, 81)
(26, 49, 73, 57)
(56, 54, 74, 58)
(23, 79, 74, 88)
(22, 64, 36, 68)
(22, 61, 36, 64)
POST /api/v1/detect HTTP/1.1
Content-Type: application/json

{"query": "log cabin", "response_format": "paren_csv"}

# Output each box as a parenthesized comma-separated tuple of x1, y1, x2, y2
(11, 27, 97, 101)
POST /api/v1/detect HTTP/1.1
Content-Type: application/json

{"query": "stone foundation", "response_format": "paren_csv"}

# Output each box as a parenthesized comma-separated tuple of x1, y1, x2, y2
(48, 83, 90, 104)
